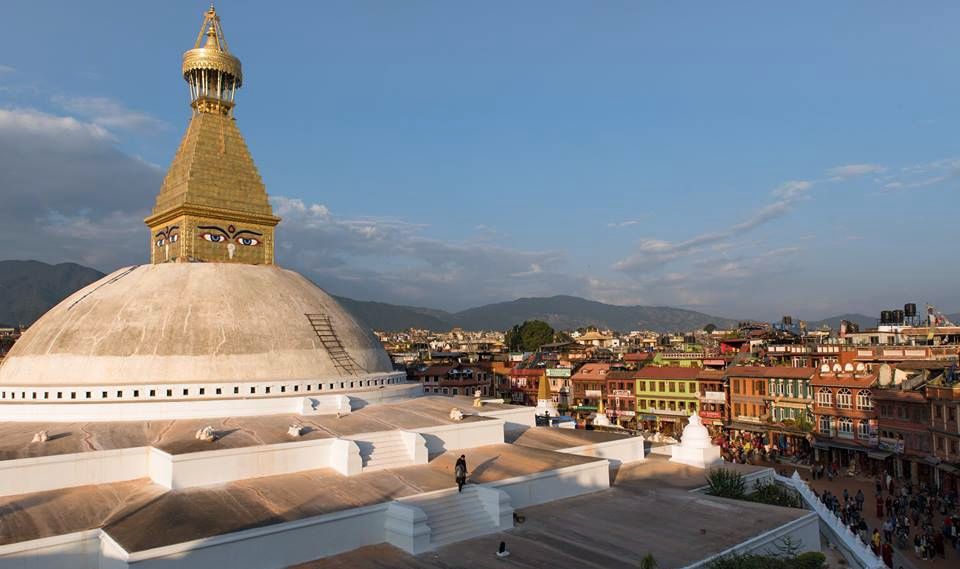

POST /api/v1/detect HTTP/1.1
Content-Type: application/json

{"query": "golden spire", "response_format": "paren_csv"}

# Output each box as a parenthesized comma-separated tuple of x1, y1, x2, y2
(145, 6, 279, 265)
(182, 4, 242, 116)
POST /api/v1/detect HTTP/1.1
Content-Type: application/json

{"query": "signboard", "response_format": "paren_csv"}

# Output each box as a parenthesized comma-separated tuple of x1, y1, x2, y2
(704, 391, 726, 403)
(585, 390, 603, 398)
(546, 368, 572, 378)
(616, 410, 636, 417)
(700, 410, 722, 420)
(612, 389, 632, 397)
(879, 437, 905, 454)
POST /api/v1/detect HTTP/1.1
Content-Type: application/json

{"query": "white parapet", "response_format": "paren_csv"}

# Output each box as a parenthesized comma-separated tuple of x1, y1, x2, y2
(411, 419, 505, 456)
(670, 444, 722, 469)
(384, 502, 431, 555)
(398, 431, 429, 466)
(476, 406, 536, 433)
(559, 435, 646, 467)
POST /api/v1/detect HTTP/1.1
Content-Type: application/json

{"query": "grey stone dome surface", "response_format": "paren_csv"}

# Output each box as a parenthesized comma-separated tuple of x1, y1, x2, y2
(0, 264, 393, 386)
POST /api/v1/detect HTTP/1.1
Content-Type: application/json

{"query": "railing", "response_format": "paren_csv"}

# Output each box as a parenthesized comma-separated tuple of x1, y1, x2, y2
(775, 472, 884, 569)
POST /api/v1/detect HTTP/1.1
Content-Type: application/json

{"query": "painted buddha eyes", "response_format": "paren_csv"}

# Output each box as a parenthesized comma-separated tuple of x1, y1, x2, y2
(197, 226, 263, 247)
(155, 226, 179, 248)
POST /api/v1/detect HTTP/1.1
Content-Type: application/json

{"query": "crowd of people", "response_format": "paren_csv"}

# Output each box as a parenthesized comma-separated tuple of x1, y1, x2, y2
(716, 431, 813, 465)
(811, 470, 960, 567)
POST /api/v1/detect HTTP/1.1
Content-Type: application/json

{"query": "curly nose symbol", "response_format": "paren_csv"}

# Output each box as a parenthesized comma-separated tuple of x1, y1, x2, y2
(227, 243, 236, 259)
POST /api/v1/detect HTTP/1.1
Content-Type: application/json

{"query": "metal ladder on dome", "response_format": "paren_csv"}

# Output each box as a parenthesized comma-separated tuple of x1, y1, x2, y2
(305, 313, 366, 376)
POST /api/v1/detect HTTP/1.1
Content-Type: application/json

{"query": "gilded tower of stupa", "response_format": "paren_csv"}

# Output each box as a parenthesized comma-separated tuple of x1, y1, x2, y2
(145, 6, 280, 265)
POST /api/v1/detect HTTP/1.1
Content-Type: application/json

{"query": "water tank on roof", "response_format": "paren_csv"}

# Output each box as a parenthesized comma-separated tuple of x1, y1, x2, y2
(893, 310, 905, 324)
(904, 303, 917, 318)
(782, 315, 793, 326)
(880, 311, 892, 324)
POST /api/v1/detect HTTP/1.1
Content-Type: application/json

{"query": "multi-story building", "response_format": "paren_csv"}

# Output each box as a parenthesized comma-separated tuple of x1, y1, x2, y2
(697, 369, 726, 436)
(605, 370, 637, 429)
(634, 367, 701, 436)
(726, 366, 815, 455)
(874, 374, 933, 484)
(926, 373, 960, 491)
(508, 367, 545, 406)
(413, 363, 492, 397)
(811, 368, 879, 474)
(570, 362, 610, 422)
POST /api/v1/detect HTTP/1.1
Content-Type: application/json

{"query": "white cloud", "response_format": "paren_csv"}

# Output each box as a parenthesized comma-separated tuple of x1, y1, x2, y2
(607, 219, 643, 228)
(0, 107, 111, 141)
(826, 163, 886, 180)
(613, 179, 813, 274)
(53, 95, 166, 133)
(0, 65, 15, 75)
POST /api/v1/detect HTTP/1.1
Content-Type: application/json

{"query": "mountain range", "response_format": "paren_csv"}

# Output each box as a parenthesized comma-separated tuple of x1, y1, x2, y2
(3, 260, 956, 333)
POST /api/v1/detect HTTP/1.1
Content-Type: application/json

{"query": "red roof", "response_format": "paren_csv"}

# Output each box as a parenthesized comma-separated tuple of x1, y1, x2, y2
(634, 366, 702, 380)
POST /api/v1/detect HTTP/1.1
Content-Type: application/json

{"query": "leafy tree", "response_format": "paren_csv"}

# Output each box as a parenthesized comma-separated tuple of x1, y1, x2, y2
(505, 320, 556, 352)
(703, 323, 717, 333)
(639, 553, 658, 569)
(706, 468, 746, 499)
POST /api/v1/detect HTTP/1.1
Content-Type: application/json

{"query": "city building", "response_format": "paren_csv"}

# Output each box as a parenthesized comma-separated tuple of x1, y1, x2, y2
(570, 362, 610, 423)
(634, 367, 701, 436)
(811, 367, 880, 474)
(926, 371, 960, 491)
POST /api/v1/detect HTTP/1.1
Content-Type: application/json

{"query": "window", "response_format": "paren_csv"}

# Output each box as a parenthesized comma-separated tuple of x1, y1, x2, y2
(668, 401, 676, 411)
(216, 388, 222, 395)
(101, 391, 107, 398)
(679, 401, 686, 410)
(638, 381, 646, 391)
(234, 386, 240, 394)
(838, 417, 853, 435)
(669, 382, 676, 393)
(250, 387, 256, 394)
(659, 382, 666, 392)
(856, 390, 872, 410)
(755, 381, 765, 396)
(149, 390, 156, 397)
(733, 380, 741, 394)
(678, 382, 685, 393)
(116, 391, 122, 398)
(166, 389, 172, 397)
(819, 416, 831, 433)
(817, 387, 832, 407)
(690, 402, 697, 412)
(734, 403, 742, 416)
(857, 421, 870, 439)
(638, 399, 646, 410)
(935, 405, 943, 419)
(837, 388, 852, 409)
(689, 382, 697, 393)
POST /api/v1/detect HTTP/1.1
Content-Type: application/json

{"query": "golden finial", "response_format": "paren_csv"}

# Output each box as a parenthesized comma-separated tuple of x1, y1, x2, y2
(182, 5, 241, 115)
(597, 397, 605, 414)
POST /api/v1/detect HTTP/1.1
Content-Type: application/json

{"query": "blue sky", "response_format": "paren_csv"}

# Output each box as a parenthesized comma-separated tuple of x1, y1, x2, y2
(1, 1, 959, 320)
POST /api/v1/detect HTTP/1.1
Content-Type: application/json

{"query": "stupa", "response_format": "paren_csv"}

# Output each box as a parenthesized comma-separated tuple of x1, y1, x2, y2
(0, 6, 408, 422)
(534, 374, 558, 417)
(669, 410, 722, 468)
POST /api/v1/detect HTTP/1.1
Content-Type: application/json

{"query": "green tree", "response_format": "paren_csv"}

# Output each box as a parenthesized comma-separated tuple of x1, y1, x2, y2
(703, 323, 717, 333)
(505, 320, 556, 352)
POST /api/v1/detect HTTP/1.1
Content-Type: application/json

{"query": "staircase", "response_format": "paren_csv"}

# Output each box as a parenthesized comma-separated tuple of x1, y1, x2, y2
(305, 313, 365, 376)
(407, 487, 502, 547)
(349, 431, 414, 471)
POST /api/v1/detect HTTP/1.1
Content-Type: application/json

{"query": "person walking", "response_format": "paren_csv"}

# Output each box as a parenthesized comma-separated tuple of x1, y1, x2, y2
(455, 454, 467, 493)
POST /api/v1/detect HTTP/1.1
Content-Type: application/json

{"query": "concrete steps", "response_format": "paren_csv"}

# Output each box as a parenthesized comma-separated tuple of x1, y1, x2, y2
(348, 431, 414, 471)
(408, 487, 500, 547)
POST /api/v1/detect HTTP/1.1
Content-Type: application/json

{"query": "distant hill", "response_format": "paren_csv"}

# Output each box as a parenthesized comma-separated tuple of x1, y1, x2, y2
(0, 260, 106, 326)
(446, 295, 739, 332)
(806, 313, 875, 331)
(2, 260, 740, 333)
(333, 296, 452, 331)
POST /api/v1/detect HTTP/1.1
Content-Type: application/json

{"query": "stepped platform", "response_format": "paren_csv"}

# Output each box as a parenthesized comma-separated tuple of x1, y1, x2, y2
(289, 457, 815, 569)
(0, 395, 506, 460)
(0, 444, 604, 552)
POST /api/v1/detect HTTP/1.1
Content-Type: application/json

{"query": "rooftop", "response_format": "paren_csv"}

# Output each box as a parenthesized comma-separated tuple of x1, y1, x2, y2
(289, 456, 807, 569)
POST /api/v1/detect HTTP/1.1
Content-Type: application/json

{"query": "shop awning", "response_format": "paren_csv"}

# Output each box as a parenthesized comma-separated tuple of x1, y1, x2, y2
(867, 450, 893, 460)
(937, 463, 960, 475)
(727, 421, 768, 433)
(813, 439, 868, 453)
